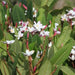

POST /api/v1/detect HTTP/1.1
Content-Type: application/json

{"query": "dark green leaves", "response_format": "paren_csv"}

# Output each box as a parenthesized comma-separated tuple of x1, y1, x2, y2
(0, 27, 4, 40)
(4, 31, 13, 40)
(9, 39, 21, 54)
(12, 5, 25, 24)
(50, 39, 74, 65)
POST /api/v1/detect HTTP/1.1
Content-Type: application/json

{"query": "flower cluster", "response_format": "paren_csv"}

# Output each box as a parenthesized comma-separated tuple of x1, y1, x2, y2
(61, 8, 75, 26)
(53, 23, 61, 36)
(8, 21, 50, 40)
(9, 26, 15, 33)
(32, 7, 37, 18)
(69, 46, 75, 61)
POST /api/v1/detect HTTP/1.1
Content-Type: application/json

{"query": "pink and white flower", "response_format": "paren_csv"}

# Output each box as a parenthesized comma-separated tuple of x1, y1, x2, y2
(2, 1, 6, 6)
(15, 31, 23, 40)
(40, 31, 50, 37)
(4, 40, 15, 44)
(9, 26, 15, 33)
(33, 7, 37, 18)
(61, 14, 68, 21)
(28, 27, 36, 32)
(33, 21, 43, 31)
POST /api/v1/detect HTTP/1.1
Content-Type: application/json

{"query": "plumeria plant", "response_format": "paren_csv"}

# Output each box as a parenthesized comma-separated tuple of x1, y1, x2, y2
(0, 0, 75, 75)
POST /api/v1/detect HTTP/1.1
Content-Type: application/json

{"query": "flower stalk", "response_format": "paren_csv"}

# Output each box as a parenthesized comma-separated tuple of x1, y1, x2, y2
(26, 32, 35, 75)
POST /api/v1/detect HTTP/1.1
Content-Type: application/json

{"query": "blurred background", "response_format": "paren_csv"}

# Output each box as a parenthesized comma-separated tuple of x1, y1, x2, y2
(54, 0, 75, 9)
(1, 0, 75, 9)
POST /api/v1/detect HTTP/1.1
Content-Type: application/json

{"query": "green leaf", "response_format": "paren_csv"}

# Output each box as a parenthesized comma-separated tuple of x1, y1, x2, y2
(71, 26, 75, 40)
(38, 60, 51, 75)
(0, 7, 2, 24)
(37, 8, 47, 25)
(17, 57, 29, 75)
(49, 19, 54, 37)
(12, 5, 25, 24)
(55, 15, 61, 24)
(47, 46, 54, 59)
(51, 39, 74, 65)
(47, 13, 52, 24)
(41, 0, 56, 7)
(0, 27, 4, 40)
(27, 0, 33, 20)
(17, 67, 26, 75)
(22, 41, 26, 52)
(32, 34, 42, 47)
(54, 45, 58, 53)
(47, 0, 55, 7)
(56, 26, 71, 48)
(60, 66, 75, 75)
(0, 37, 7, 56)
(9, 39, 21, 54)
(29, 42, 36, 50)
(0, 61, 10, 75)
(4, 31, 13, 40)
(41, 0, 48, 6)
(33, 0, 41, 8)
(0, 4, 5, 29)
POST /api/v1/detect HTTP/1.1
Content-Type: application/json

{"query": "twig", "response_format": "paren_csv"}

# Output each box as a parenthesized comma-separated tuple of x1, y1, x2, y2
(16, 67, 22, 75)
(36, 48, 47, 67)
(36, 36, 48, 67)
(50, 66, 57, 75)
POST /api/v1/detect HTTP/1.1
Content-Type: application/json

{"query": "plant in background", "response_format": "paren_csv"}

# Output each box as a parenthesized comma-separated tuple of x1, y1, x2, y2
(0, 0, 75, 75)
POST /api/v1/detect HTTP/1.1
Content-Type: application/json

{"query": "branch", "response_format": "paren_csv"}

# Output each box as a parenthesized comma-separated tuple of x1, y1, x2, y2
(36, 48, 47, 67)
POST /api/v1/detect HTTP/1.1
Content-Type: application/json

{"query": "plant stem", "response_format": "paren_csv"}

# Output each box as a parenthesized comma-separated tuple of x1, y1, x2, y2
(36, 37, 47, 67)
(26, 32, 35, 75)
(69, 19, 72, 29)
(36, 48, 47, 67)
(50, 66, 57, 75)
